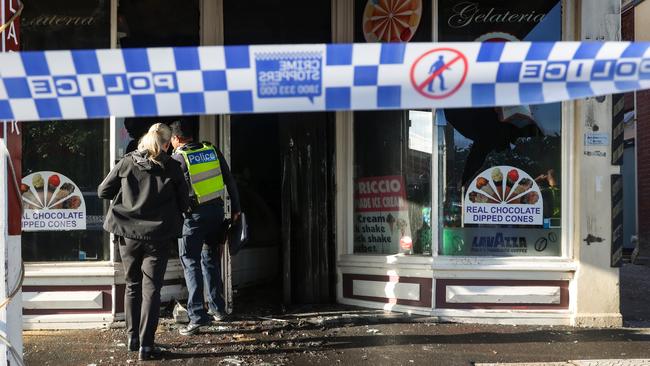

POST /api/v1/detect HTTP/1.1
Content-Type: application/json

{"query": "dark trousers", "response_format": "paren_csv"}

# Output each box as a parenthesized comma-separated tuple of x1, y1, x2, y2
(118, 236, 170, 348)
(179, 202, 226, 324)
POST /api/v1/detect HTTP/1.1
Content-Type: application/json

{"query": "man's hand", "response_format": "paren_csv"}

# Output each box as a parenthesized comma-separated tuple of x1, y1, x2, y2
(232, 212, 241, 222)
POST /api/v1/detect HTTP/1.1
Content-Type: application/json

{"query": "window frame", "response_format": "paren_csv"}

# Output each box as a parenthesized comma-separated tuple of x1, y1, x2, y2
(430, 0, 577, 266)
(339, 0, 578, 269)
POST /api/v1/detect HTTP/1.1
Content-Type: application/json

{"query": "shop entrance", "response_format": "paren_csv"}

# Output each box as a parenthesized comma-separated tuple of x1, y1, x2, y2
(230, 113, 336, 304)
(223, 0, 335, 304)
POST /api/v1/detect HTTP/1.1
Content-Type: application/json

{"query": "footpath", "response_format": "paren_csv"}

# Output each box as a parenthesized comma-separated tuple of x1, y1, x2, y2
(22, 262, 650, 366)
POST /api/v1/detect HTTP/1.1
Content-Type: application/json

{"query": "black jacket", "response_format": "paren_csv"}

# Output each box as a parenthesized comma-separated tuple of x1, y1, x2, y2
(171, 141, 241, 213)
(98, 150, 190, 240)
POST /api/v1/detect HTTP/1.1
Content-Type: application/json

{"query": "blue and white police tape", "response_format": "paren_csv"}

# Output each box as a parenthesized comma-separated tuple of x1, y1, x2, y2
(0, 41, 649, 122)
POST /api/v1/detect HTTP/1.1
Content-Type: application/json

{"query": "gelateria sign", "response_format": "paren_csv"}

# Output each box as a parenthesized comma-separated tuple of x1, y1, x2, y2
(354, 176, 412, 254)
(20, 171, 86, 231)
(464, 166, 543, 226)
(447, 1, 547, 29)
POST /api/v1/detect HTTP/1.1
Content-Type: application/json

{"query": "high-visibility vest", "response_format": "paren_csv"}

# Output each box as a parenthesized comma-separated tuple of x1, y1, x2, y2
(176, 143, 225, 205)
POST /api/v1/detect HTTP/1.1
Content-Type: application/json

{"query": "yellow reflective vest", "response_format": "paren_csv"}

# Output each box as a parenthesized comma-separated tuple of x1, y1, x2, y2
(175, 143, 225, 205)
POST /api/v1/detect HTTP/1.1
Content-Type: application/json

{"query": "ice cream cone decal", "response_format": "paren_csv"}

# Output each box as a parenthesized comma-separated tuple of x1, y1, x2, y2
(464, 166, 545, 226)
(504, 169, 519, 201)
(491, 168, 504, 200)
(31, 173, 45, 207)
(475, 177, 499, 202)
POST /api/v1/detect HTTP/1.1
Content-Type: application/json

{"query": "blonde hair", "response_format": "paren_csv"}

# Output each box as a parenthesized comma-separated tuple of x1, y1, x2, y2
(138, 123, 172, 165)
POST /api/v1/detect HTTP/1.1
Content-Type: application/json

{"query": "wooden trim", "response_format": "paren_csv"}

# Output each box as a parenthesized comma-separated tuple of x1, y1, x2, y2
(342, 274, 432, 308)
(23, 285, 112, 315)
(23, 278, 184, 315)
(435, 279, 569, 310)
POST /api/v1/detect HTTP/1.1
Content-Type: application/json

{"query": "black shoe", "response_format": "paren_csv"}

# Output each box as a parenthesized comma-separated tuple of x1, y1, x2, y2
(127, 338, 139, 352)
(138, 346, 165, 361)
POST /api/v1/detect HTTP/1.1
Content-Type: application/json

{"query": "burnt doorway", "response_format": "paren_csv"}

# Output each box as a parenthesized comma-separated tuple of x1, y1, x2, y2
(224, 0, 335, 304)
(279, 113, 336, 304)
(229, 113, 336, 304)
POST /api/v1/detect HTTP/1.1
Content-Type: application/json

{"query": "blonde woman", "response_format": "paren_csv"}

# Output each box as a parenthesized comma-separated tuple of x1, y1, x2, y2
(98, 123, 189, 361)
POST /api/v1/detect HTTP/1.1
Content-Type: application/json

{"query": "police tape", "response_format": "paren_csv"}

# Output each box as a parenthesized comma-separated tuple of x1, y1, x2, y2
(0, 41, 649, 122)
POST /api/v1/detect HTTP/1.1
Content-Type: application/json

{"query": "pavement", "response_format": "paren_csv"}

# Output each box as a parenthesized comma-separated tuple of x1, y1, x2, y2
(476, 361, 650, 366)
(22, 262, 650, 366)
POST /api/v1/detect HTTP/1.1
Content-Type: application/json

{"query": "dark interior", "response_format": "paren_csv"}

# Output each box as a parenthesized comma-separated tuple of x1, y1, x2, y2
(225, 0, 336, 304)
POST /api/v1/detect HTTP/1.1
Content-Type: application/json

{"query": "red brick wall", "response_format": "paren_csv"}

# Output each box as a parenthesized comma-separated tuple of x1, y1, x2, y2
(638, 89, 650, 245)
(632, 4, 650, 247)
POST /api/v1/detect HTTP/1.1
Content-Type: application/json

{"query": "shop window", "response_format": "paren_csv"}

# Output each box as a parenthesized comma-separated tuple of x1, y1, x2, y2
(353, 0, 432, 255)
(354, 111, 433, 255)
(437, 0, 563, 257)
(19, 0, 111, 261)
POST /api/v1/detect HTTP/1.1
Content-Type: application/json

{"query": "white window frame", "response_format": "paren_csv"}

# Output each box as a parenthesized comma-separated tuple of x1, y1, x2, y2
(431, 0, 577, 270)
(337, 0, 578, 273)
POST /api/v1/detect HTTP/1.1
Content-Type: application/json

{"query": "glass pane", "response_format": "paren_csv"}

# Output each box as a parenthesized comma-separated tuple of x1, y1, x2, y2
(353, 111, 433, 255)
(352, 0, 432, 256)
(21, 119, 110, 261)
(20, 0, 111, 261)
(20, 0, 110, 50)
(437, 0, 563, 257)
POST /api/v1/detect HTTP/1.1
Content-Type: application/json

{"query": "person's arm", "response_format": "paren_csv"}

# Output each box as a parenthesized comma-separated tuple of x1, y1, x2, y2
(97, 159, 124, 200)
(171, 153, 192, 213)
(172, 162, 191, 214)
(216, 149, 241, 219)
(171, 153, 192, 191)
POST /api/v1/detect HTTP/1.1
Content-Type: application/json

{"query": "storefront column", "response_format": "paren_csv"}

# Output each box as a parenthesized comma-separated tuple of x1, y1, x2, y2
(0, 0, 23, 362)
(198, 0, 223, 143)
(332, 0, 354, 303)
(572, 0, 622, 327)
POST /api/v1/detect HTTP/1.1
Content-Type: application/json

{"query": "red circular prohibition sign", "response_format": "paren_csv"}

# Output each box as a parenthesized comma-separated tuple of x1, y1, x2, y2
(409, 47, 469, 100)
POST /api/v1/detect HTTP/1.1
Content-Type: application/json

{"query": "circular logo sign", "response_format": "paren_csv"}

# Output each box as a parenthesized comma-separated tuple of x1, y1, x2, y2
(409, 48, 468, 99)
(362, 0, 422, 42)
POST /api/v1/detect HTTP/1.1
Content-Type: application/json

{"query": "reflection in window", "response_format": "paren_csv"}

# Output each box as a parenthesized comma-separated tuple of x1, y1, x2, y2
(353, 111, 432, 255)
(21, 120, 110, 261)
(438, 106, 562, 257)
(437, 0, 563, 257)
(20, 0, 111, 261)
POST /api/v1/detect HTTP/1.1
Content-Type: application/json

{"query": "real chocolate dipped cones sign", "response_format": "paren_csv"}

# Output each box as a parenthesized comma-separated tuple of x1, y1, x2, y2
(464, 166, 543, 226)
(21, 171, 86, 231)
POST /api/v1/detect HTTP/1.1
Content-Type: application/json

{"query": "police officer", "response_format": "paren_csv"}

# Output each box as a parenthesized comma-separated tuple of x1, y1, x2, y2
(170, 120, 241, 336)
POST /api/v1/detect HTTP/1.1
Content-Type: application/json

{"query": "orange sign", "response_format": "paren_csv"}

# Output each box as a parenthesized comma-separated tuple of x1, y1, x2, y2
(362, 0, 422, 43)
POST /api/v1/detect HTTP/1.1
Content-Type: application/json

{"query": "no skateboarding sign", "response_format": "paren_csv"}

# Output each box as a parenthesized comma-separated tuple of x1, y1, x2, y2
(410, 48, 468, 99)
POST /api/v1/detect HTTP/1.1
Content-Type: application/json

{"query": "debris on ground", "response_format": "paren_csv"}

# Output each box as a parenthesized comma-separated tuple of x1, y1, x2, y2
(22, 266, 650, 365)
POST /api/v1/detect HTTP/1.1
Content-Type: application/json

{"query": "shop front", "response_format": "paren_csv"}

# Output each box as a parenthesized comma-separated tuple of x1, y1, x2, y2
(14, 0, 622, 329)
(335, 0, 621, 327)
